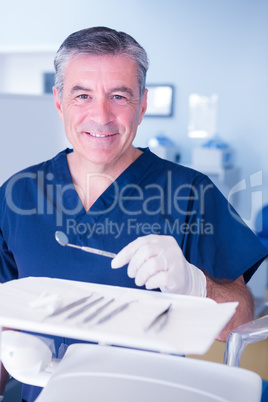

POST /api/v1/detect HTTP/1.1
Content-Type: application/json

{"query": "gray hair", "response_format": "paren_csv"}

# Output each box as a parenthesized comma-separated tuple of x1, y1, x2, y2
(54, 26, 149, 99)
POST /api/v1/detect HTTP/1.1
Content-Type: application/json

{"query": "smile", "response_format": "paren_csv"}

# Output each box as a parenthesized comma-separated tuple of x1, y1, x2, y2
(86, 132, 116, 138)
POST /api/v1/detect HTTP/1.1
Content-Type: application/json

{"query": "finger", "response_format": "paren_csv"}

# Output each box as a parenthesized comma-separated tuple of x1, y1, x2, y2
(146, 269, 186, 294)
(134, 254, 167, 287)
(111, 235, 158, 269)
(144, 270, 170, 290)
(127, 243, 162, 278)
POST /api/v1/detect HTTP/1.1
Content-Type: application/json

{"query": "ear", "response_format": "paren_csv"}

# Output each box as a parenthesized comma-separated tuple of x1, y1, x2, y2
(53, 86, 64, 122)
(138, 88, 148, 125)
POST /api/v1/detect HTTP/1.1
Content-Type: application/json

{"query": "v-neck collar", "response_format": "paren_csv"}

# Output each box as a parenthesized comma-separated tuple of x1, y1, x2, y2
(52, 147, 157, 223)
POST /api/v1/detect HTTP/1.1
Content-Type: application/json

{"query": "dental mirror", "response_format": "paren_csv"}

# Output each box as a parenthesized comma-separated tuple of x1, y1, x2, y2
(55, 231, 69, 247)
(55, 231, 116, 258)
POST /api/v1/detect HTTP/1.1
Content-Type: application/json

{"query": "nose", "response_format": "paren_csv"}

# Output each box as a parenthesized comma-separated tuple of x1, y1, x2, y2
(89, 98, 114, 125)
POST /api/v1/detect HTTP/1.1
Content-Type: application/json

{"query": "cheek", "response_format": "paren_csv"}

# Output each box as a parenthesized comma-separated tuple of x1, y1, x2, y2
(121, 107, 142, 127)
(63, 107, 85, 129)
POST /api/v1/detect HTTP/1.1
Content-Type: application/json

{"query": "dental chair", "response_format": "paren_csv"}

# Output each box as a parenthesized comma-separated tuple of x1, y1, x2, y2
(1, 319, 267, 402)
(224, 314, 268, 401)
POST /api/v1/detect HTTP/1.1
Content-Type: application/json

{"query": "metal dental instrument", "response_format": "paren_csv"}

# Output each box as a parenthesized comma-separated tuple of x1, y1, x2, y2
(46, 294, 93, 318)
(96, 300, 137, 325)
(65, 296, 104, 320)
(82, 298, 115, 323)
(55, 231, 116, 258)
(144, 303, 172, 333)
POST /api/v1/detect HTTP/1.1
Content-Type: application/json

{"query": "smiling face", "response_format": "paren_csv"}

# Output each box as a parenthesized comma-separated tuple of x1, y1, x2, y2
(53, 53, 147, 172)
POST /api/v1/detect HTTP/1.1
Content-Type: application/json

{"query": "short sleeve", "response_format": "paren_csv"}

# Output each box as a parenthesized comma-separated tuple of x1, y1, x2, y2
(0, 185, 19, 282)
(0, 228, 18, 282)
(183, 176, 268, 283)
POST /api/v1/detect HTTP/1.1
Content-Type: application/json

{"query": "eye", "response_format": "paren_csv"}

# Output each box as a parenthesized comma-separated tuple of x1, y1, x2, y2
(112, 94, 128, 105)
(77, 94, 90, 100)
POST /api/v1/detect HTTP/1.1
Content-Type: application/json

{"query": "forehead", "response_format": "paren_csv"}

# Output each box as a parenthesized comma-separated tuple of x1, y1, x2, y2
(64, 53, 139, 89)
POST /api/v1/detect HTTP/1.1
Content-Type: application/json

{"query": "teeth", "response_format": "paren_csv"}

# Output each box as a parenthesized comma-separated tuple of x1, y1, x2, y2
(89, 132, 111, 138)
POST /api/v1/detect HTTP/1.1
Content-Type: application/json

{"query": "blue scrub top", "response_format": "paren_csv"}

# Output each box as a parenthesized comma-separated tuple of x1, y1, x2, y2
(0, 147, 266, 285)
(0, 148, 267, 401)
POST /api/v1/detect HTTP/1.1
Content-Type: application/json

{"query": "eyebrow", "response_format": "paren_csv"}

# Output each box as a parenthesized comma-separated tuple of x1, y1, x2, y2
(70, 85, 92, 94)
(70, 85, 135, 98)
(110, 86, 135, 98)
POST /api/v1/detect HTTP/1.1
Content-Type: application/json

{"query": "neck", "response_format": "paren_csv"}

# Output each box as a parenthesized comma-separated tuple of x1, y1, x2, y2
(67, 147, 142, 211)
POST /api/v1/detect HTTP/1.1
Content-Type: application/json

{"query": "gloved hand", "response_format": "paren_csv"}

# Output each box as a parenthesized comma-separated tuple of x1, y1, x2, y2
(111, 235, 206, 297)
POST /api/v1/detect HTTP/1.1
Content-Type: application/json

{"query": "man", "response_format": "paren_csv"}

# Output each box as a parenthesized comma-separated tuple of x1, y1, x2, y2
(0, 27, 267, 401)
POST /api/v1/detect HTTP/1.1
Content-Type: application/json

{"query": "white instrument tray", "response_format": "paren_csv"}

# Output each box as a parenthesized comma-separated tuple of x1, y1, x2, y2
(0, 277, 237, 355)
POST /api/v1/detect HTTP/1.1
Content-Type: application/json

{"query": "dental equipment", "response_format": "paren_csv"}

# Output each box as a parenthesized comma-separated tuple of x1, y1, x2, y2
(55, 231, 116, 258)
(82, 299, 115, 323)
(145, 303, 172, 332)
(96, 300, 137, 325)
(65, 296, 104, 320)
(46, 295, 92, 318)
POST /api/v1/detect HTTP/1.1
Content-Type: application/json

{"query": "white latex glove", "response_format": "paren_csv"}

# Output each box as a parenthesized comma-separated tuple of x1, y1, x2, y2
(111, 235, 206, 297)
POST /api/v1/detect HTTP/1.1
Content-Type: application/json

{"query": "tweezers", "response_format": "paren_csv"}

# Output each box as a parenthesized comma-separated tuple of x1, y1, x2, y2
(65, 296, 104, 319)
(96, 300, 137, 325)
(45, 294, 93, 318)
(82, 298, 115, 323)
(144, 303, 172, 332)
